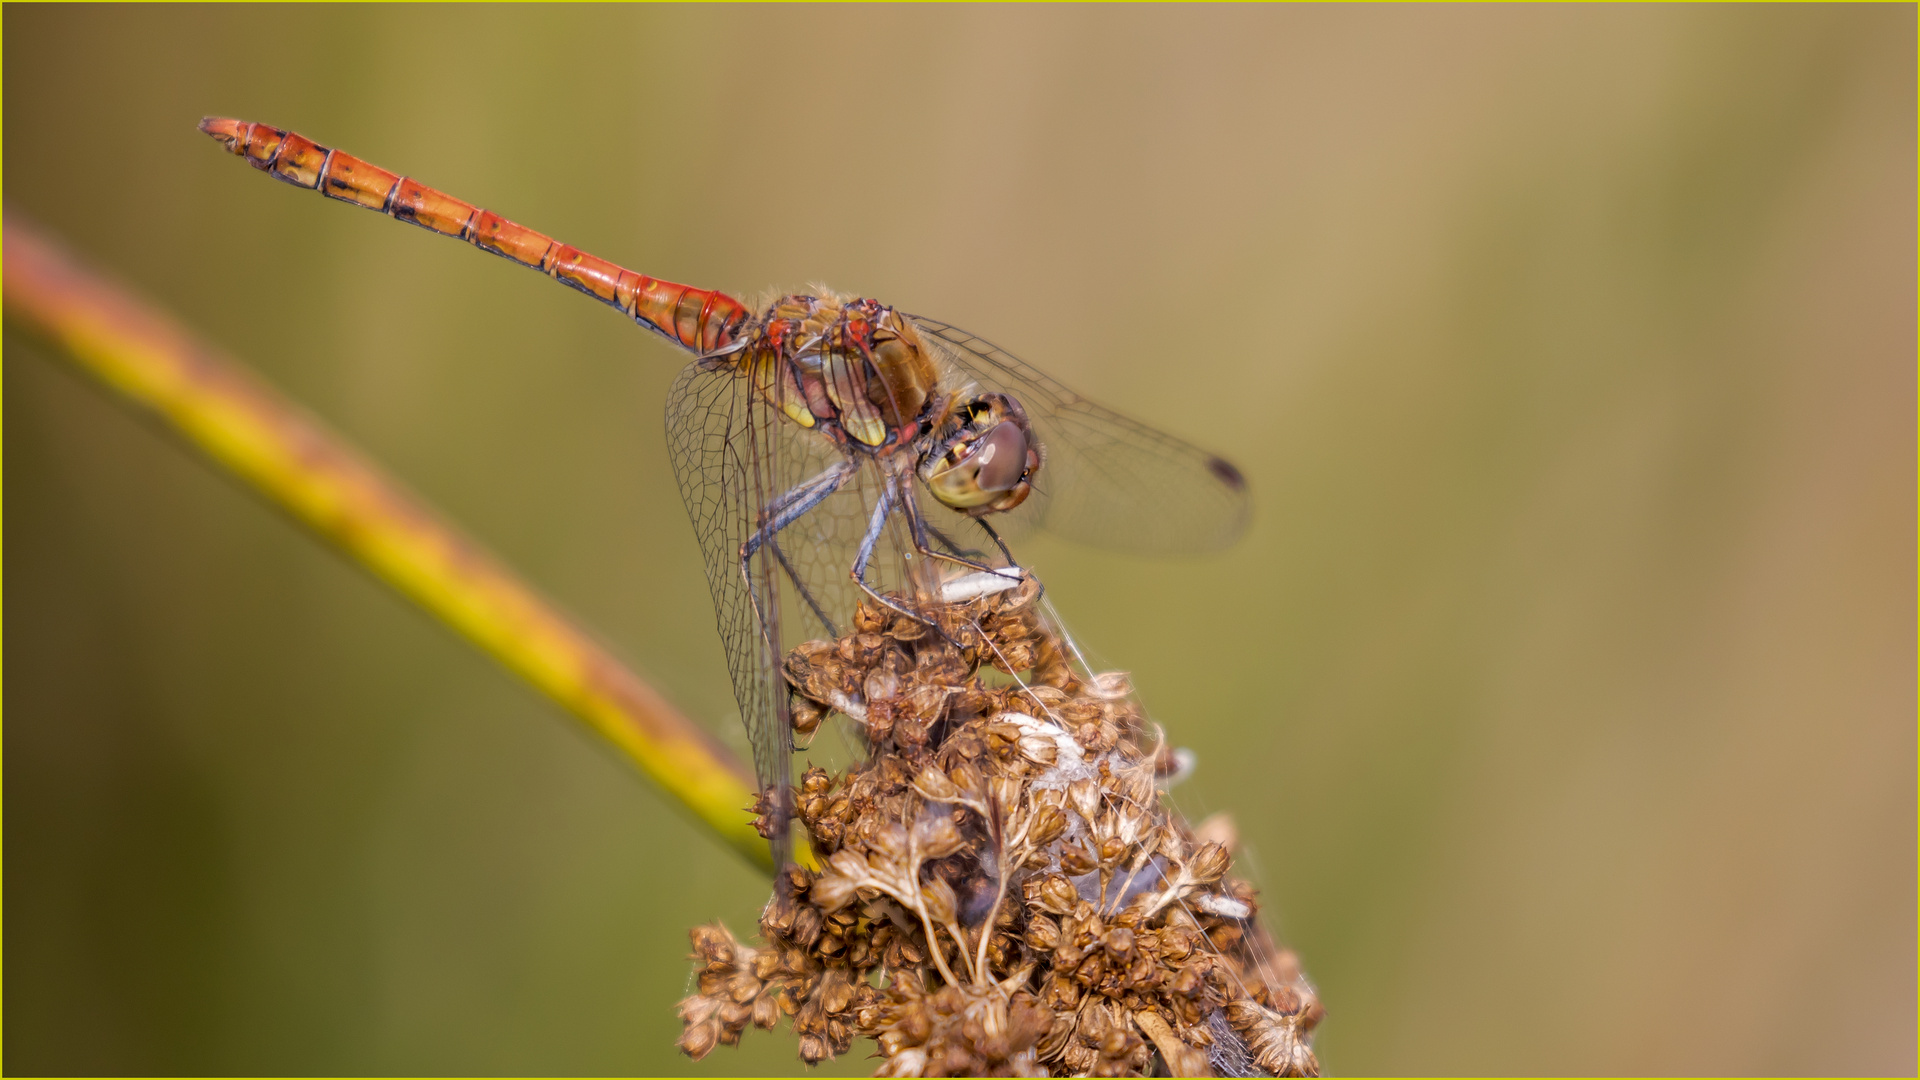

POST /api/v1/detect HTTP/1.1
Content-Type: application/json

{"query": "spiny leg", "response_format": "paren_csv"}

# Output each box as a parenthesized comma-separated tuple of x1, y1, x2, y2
(739, 459, 857, 650)
(772, 537, 837, 638)
(973, 518, 1021, 568)
(924, 522, 988, 562)
(848, 482, 938, 629)
(966, 517, 1041, 602)
(901, 482, 1027, 583)
(849, 482, 994, 651)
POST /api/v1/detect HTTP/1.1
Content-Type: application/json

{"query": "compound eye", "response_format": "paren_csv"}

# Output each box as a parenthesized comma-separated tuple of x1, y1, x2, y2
(919, 397, 1039, 513)
(971, 421, 1029, 493)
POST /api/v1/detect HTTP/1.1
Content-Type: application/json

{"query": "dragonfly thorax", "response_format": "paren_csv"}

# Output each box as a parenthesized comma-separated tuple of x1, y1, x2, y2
(744, 292, 940, 450)
(743, 292, 1043, 517)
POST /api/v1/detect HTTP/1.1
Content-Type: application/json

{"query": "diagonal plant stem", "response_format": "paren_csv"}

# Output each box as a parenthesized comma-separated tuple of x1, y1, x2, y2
(3, 209, 781, 872)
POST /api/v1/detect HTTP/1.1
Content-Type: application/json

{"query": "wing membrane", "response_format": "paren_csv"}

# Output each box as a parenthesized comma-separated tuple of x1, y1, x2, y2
(665, 358, 797, 864)
(911, 317, 1251, 555)
(665, 356, 928, 866)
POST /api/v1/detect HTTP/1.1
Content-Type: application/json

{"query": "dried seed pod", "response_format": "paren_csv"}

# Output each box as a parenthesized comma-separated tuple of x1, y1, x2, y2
(865, 668, 900, 702)
(1059, 699, 1103, 725)
(887, 616, 930, 643)
(853, 602, 890, 634)
(1027, 805, 1069, 848)
(1025, 914, 1062, 952)
(903, 683, 951, 724)
(991, 633, 1035, 672)
(676, 1017, 719, 1060)
(1034, 649, 1076, 689)
(810, 863, 861, 913)
(948, 760, 985, 798)
(1075, 951, 1107, 986)
(752, 992, 781, 1030)
(1068, 777, 1102, 823)
(791, 905, 824, 948)
(1017, 731, 1060, 766)
(1088, 671, 1133, 699)
(1190, 841, 1231, 885)
(790, 695, 826, 737)
(690, 924, 737, 966)
(869, 822, 909, 863)
(912, 814, 966, 861)
(913, 765, 960, 803)
(892, 716, 929, 750)
(796, 1032, 830, 1064)
(718, 996, 753, 1025)
(1035, 873, 1079, 916)
(1060, 843, 1099, 877)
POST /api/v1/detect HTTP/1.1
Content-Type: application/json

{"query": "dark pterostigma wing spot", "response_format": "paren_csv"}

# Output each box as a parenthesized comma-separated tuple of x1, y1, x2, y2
(1206, 455, 1247, 490)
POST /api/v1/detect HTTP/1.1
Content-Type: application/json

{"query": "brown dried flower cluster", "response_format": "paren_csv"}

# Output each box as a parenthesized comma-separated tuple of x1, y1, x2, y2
(677, 576, 1322, 1076)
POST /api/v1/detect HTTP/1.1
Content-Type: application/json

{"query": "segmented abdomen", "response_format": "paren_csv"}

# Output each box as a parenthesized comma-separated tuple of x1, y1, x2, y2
(200, 118, 747, 354)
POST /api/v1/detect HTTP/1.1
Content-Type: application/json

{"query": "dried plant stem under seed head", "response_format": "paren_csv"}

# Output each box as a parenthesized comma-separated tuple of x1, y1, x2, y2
(677, 577, 1322, 1076)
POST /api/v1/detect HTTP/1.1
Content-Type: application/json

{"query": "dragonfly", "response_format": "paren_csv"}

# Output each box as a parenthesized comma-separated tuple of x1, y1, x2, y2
(200, 117, 1250, 869)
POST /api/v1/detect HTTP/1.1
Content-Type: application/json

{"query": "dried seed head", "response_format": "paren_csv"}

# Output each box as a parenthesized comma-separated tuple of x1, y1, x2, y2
(676, 587, 1320, 1075)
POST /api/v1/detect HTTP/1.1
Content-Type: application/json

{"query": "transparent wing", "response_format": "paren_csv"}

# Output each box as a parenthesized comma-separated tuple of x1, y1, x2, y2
(665, 357, 796, 865)
(763, 416, 927, 642)
(910, 317, 1251, 555)
(665, 356, 932, 866)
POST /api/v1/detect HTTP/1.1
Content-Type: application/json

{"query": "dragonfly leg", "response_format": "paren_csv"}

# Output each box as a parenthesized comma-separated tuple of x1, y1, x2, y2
(923, 522, 989, 562)
(902, 485, 1028, 583)
(848, 483, 961, 639)
(972, 517, 1043, 603)
(739, 459, 858, 646)
(771, 538, 837, 638)
(741, 460, 857, 568)
(973, 518, 1020, 568)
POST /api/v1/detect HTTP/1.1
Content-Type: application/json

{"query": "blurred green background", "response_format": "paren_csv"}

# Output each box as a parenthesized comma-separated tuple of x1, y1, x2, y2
(5, 5, 1912, 1075)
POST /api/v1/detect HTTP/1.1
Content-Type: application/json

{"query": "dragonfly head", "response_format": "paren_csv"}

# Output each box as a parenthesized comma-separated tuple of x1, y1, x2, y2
(919, 393, 1040, 515)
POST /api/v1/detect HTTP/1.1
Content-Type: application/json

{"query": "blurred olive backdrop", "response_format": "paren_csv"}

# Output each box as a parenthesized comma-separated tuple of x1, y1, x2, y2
(5, 5, 1913, 1076)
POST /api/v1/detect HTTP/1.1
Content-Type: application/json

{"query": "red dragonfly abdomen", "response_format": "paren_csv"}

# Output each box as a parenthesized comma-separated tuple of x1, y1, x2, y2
(199, 118, 748, 354)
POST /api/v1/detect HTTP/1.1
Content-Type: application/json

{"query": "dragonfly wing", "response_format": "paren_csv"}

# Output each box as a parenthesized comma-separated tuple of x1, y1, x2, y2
(764, 418, 923, 641)
(666, 356, 927, 867)
(665, 356, 796, 865)
(910, 317, 1251, 556)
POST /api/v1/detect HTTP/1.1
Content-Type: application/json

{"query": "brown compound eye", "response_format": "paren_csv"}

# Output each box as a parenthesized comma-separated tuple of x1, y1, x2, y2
(972, 421, 1030, 495)
(921, 407, 1038, 514)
